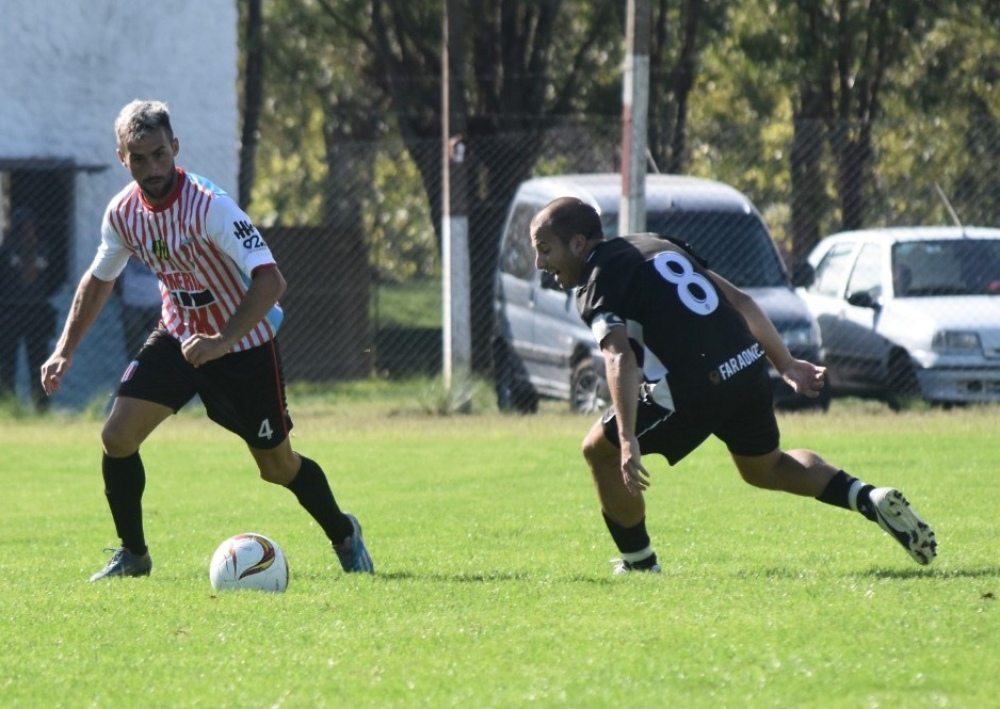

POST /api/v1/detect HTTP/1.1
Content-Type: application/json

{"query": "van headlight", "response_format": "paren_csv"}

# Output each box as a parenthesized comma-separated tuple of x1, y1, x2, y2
(781, 324, 818, 348)
(932, 330, 982, 353)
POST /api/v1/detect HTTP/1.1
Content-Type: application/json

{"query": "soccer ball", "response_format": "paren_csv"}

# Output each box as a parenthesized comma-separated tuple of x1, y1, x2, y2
(209, 533, 289, 593)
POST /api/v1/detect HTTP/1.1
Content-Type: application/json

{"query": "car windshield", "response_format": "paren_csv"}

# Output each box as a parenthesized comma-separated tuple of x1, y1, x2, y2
(603, 211, 788, 287)
(892, 239, 1000, 297)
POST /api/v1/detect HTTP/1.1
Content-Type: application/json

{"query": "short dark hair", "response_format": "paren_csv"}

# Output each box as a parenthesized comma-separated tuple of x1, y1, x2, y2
(115, 99, 173, 149)
(531, 197, 604, 245)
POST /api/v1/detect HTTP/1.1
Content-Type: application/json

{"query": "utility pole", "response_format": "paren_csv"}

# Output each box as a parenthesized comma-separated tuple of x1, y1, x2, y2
(620, 0, 650, 235)
(441, 0, 472, 412)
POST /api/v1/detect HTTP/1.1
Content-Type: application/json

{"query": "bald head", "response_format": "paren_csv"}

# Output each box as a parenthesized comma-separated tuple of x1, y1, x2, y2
(529, 197, 604, 247)
(529, 197, 606, 289)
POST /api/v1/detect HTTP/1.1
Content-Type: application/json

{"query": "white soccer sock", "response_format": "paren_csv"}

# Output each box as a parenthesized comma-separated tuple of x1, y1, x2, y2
(621, 546, 655, 564)
(847, 479, 865, 512)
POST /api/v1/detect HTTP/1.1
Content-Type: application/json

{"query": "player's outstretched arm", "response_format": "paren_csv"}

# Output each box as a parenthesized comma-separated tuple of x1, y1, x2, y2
(41, 271, 116, 395)
(708, 270, 796, 369)
(707, 270, 825, 399)
(601, 326, 651, 494)
(778, 358, 827, 398)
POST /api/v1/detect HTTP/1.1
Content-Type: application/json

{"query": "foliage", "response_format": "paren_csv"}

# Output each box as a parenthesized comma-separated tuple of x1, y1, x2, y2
(241, 0, 439, 293)
(878, 4, 1000, 227)
(685, 9, 799, 245)
(240, 0, 1000, 281)
(249, 107, 328, 227)
(371, 280, 441, 329)
(368, 148, 438, 282)
(644, 0, 737, 174)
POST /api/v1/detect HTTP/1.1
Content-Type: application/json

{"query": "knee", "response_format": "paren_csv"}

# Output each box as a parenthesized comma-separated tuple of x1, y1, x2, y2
(101, 421, 140, 458)
(581, 429, 606, 468)
(738, 467, 771, 489)
(255, 450, 299, 486)
(735, 450, 812, 490)
(581, 434, 597, 465)
(259, 467, 284, 485)
(582, 427, 619, 477)
(734, 451, 786, 490)
(259, 464, 298, 485)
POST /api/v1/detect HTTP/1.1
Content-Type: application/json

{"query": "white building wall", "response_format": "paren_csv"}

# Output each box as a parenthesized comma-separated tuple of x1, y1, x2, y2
(0, 1, 238, 409)
(1, 0, 239, 276)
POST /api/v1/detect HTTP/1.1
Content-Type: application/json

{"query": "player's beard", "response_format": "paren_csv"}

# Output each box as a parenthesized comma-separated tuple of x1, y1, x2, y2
(141, 175, 175, 201)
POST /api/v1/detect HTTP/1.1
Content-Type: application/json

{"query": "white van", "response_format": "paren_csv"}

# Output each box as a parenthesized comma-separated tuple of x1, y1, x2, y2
(492, 173, 828, 413)
(801, 226, 1000, 408)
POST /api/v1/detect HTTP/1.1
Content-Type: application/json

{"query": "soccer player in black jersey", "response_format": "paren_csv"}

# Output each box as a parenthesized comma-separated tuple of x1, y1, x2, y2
(529, 197, 936, 573)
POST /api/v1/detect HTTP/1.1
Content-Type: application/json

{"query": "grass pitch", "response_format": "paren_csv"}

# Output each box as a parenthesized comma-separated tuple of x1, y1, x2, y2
(1, 391, 998, 708)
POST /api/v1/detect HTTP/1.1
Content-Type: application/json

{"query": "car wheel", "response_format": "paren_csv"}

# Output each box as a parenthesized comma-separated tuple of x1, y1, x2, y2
(570, 359, 608, 414)
(493, 339, 539, 414)
(886, 350, 920, 411)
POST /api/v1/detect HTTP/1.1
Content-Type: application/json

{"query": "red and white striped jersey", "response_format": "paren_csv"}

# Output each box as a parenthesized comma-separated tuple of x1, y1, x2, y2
(91, 168, 283, 352)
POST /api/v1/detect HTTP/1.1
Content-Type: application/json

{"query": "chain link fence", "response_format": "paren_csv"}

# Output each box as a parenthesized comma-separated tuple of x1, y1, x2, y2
(3, 114, 999, 412)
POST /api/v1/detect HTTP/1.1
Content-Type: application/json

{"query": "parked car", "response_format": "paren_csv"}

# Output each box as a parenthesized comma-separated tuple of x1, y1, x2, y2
(493, 173, 828, 413)
(799, 226, 1000, 409)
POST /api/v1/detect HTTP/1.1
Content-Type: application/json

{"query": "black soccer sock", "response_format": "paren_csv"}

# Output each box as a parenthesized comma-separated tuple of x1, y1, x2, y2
(102, 452, 148, 556)
(285, 456, 352, 543)
(602, 510, 658, 566)
(817, 470, 876, 521)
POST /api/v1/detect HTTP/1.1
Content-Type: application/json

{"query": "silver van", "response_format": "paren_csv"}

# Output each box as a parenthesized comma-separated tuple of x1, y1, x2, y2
(492, 173, 828, 413)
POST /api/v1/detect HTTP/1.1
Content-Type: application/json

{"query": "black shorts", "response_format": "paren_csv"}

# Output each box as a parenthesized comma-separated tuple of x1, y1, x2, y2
(601, 360, 780, 465)
(117, 329, 293, 450)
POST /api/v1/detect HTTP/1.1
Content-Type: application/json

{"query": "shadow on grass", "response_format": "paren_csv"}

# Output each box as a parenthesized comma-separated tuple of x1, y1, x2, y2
(290, 570, 621, 585)
(733, 567, 814, 580)
(391, 570, 621, 586)
(858, 566, 1000, 580)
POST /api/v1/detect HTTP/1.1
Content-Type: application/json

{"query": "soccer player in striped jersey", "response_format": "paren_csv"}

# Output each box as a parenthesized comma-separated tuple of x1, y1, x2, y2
(40, 99, 373, 580)
(529, 197, 936, 574)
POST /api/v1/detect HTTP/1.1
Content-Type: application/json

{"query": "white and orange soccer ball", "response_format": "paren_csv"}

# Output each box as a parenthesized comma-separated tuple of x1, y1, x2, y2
(209, 533, 289, 593)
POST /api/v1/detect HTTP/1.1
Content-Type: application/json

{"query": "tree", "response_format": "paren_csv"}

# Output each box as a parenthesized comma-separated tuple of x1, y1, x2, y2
(734, 0, 939, 262)
(241, 1, 748, 373)
(647, 0, 733, 175)
(884, 2, 1000, 226)
(238, 0, 264, 211)
(322, 0, 624, 370)
(239, 0, 392, 379)
(822, 0, 934, 233)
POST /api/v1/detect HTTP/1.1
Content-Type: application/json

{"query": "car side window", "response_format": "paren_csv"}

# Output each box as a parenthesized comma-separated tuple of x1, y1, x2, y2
(810, 243, 856, 297)
(500, 203, 538, 281)
(846, 243, 883, 299)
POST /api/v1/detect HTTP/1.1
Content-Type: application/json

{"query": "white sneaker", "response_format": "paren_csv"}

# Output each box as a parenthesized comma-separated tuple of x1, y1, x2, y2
(869, 488, 937, 565)
(612, 559, 663, 575)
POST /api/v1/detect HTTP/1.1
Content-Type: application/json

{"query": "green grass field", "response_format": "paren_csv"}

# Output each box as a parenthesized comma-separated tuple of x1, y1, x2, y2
(2, 391, 998, 708)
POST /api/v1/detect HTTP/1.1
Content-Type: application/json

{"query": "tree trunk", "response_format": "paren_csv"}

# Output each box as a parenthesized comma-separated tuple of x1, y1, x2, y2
(832, 125, 871, 231)
(238, 0, 264, 210)
(790, 85, 826, 266)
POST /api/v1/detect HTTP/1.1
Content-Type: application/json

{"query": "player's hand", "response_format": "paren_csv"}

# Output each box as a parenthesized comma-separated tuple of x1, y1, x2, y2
(181, 333, 230, 368)
(780, 358, 826, 398)
(620, 434, 650, 495)
(40, 353, 72, 395)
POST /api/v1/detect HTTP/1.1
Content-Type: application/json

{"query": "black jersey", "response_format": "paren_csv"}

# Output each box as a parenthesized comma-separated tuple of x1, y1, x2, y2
(576, 234, 765, 413)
